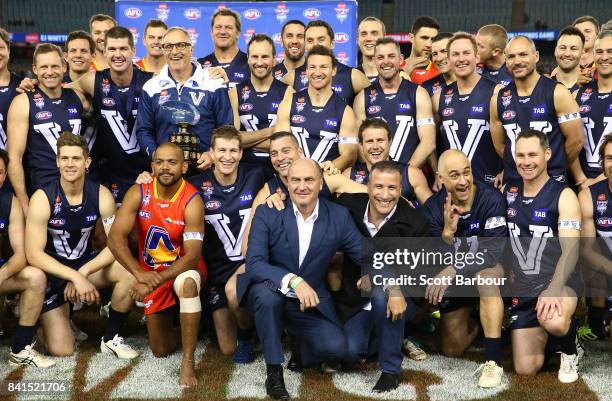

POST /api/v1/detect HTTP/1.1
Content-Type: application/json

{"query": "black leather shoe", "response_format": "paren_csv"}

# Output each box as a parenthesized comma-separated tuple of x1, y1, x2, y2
(372, 372, 401, 392)
(266, 365, 290, 400)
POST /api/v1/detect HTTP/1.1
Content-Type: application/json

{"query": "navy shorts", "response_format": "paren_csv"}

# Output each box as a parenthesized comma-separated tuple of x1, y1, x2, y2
(204, 284, 228, 313)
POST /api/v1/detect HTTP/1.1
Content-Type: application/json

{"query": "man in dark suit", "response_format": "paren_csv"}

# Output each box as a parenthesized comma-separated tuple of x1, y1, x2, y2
(236, 158, 363, 400)
(335, 161, 430, 392)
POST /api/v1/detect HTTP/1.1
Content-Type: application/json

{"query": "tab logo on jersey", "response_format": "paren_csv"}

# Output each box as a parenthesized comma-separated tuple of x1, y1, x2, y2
(85, 214, 97, 222)
(507, 208, 517, 218)
(184, 8, 201, 20)
(533, 208, 547, 220)
(608, 104, 612, 113)
(470, 104, 484, 115)
(233, 72, 245, 80)
(206, 200, 221, 210)
(532, 104, 546, 116)
(368, 105, 381, 114)
(292, 115, 306, 124)
(0, 219, 5, 230)
(68, 107, 78, 115)
(580, 105, 591, 114)
(239, 103, 253, 112)
(397, 102, 411, 112)
(324, 118, 338, 129)
(102, 97, 115, 107)
(332, 85, 343, 93)
(240, 192, 253, 204)
(502, 110, 516, 120)
(442, 107, 454, 117)
(243, 9, 261, 20)
(271, 102, 280, 111)
(36, 111, 52, 120)
(139, 210, 151, 219)
(49, 218, 65, 227)
(303, 8, 321, 19)
(124, 7, 142, 19)
(597, 217, 612, 227)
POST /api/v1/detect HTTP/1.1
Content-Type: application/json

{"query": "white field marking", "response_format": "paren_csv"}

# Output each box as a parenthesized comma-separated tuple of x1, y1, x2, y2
(17, 348, 77, 400)
(333, 369, 417, 400)
(581, 341, 612, 401)
(227, 353, 302, 399)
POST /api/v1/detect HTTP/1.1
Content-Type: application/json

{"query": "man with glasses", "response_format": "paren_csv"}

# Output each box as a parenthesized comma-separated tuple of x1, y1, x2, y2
(136, 27, 233, 172)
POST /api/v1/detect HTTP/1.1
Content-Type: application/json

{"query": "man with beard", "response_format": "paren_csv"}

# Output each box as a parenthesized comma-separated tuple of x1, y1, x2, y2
(272, 20, 305, 81)
(353, 37, 435, 168)
(421, 149, 507, 388)
(137, 27, 233, 171)
(198, 8, 249, 88)
(490, 36, 584, 186)
(344, 118, 432, 206)
(64, 31, 95, 83)
(475, 24, 512, 86)
(275, 45, 358, 170)
(188, 127, 263, 363)
(357, 17, 385, 83)
(26, 133, 138, 360)
(135, 19, 167, 74)
(89, 14, 116, 72)
(109, 142, 205, 388)
(575, 30, 612, 181)
(432, 32, 502, 187)
(7, 43, 92, 215)
(0, 28, 19, 151)
(422, 33, 455, 96)
(281, 20, 370, 106)
(402, 16, 440, 85)
(229, 34, 292, 174)
(552, 27, 585, 93)
(504, 129, 583, 383)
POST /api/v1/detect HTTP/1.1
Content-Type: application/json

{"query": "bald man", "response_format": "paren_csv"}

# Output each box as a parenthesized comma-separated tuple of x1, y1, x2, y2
(236, 157, 363, 400)
(421, 149, 507, 388)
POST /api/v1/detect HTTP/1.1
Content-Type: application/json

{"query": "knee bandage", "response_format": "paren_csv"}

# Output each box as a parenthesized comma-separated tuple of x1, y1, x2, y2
(173, 270, 202, 313)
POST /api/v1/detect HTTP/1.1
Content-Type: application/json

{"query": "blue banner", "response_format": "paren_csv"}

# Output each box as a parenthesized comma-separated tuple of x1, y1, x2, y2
(115, 0, 358, 66)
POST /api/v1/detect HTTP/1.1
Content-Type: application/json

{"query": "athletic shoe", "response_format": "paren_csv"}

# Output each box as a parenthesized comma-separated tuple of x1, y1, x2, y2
(70, 319, 88, 342)
(135, 301, 145, 308)
(100, 334, 138, 359)
(233, 340, 254, 364)
(9, 345, 56, 368)
(558, 339, 584, 384)
(475, 360, 503, 388)
(402, 338, 427, 361)
(99, 302, 111, 319)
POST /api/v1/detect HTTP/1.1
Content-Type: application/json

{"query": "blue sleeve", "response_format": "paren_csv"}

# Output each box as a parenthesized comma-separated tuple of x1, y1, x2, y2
(245, 205, 291, 288)
(135, 90, 157, 159)
(212, 87, 234, 127)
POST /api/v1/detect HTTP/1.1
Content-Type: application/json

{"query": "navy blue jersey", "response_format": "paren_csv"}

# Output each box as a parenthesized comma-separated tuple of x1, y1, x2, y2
(266, 174, 333, 200)
(0, 186, 12, 237)
(289, 91, 346, 163)
(94, 68, 152, 199)
(188, 166, 264, 284)
(357, 65, 378, 83)
(505, 179, 568, 294)
(0, 73, 19, 149)
(198, 50, 249, 88)
(364, 79, 419, 165)
(349, 161, 416, 202)
(477, 63, 512, 86)
(422, 74, 448, 97)
(42, 178, 100, 268)
(422, 184, 507, 275)
(237, 78, 287, 164)
(589, 179, 612, 258)
(497, 76, 567, 183)
(26, 88, 84, 191)
(273, 63, 289, 81)
(577, 81, 612, 178)
(439, 78, 502, 186)
(292, 62, 356, 105)
(552, 75, 579, 93)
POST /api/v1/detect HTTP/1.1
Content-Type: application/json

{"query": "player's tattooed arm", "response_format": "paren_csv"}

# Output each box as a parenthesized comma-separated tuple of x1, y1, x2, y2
(410, 85, 436, 168)
(6, 94, 31, 215)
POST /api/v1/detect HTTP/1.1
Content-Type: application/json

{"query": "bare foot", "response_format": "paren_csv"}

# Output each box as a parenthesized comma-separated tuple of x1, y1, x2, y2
(180, 358, 197, 388)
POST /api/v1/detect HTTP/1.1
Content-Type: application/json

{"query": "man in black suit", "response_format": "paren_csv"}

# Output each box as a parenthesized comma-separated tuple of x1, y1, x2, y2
(335, 160, 430, 392)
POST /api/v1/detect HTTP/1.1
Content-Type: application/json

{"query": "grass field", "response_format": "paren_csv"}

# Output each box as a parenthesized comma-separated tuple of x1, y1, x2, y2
(0, 306, 610, 401)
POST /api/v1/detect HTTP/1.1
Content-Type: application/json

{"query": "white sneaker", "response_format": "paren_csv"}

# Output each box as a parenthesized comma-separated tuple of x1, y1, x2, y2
(475, 360, 503, 388)
(9, 345, 56, 368)
(558, 337, 585, 383)
(100, 334, 138, 359)
(70, 319, 88, 342)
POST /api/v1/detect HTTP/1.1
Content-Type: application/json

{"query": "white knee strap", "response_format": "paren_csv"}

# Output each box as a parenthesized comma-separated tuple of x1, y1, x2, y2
(173, 270, 202, 313)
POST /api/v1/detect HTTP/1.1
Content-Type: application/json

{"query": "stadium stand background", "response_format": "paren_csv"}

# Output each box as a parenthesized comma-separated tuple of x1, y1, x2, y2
(1, 0, 611, 76)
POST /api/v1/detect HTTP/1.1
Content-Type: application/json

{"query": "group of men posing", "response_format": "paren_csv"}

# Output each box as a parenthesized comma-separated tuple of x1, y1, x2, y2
(0, 7, 610, 399)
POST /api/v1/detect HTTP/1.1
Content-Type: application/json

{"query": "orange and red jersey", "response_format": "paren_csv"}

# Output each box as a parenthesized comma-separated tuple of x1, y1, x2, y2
(135, 58, 148, 72)
(409, 61, 439, 85)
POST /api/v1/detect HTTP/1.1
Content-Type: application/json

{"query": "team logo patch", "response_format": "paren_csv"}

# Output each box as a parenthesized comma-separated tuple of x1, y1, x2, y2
(295, 96, 306, 113)
(49, 218, 65, 227)
(36, 111, 52, 120)
(53, 195, 62, 216)
(155, 3, 170, 21)
(291, 115, 306, 123)
(597, 217, 612, 227)
(241, 84, 251, 102)
(442, 107, 454, 117)
(580, 105, 591, 114)
(502, 110, 516, 120)
(243, 28, 256, 44)
(275, 4, 289, 23)
(158, 90, 171, 105)
(444, 88, 453, 105)
(206, 200, 221, 210)
(102, 78, 110, 96)
(335, 2, 349, 23)
(324, 118, 338, 129)
(507, 208, 517, 218)
(368, 105, 381, 114)
(532, 208, 547, 220)
(102, 97, 114, 107)
(243, 9, 261, 20)
(200, 181, 213, 198)
(240, 192, 253, 204)
(299, 71, 308, 86)
(580, 87, 592, 103)
(597, 194, 608, 215)
(143, 225, 178, 268)
(368, 88, 377, 103)
(506, 186, 518, 204)
(239, 103, 253, 112)
(184, 8, 201, 20)
(124, 7, 142, 19)
(501, 90, 512, 108)
(33, 92, 45, 109)
(139, 210, 151, 219)
(142, 189, 151, 206)
(274, 69, 283, 79)
(303, 8, 321, 19)
(354, 170, 367, 184)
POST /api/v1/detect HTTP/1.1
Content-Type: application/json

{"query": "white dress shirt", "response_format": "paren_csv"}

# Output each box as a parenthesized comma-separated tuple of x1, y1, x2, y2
(280, 201, 320, 296)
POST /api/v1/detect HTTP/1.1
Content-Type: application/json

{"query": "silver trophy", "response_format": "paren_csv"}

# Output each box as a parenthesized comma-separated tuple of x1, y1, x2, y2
(161, 101, 201, 165)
